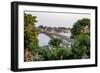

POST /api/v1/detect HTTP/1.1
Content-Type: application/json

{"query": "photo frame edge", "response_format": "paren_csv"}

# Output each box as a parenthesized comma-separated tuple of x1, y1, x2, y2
(11, 1, 98, 72)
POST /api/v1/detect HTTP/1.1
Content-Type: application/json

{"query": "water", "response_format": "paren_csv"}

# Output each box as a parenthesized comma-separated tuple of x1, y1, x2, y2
(38, 32, 71, 46)
(38, 33, 51, 46)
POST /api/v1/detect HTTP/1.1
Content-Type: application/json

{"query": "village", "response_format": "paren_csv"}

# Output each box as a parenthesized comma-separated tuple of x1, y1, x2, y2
(37, 25, 71, 33)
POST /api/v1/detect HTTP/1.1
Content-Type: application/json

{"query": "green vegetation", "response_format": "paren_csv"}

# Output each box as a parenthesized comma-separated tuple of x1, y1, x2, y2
(24, 13, 39, 61)
(24, 13, 90, 62)
(37, 47, 72, 60)
(48, 38, 62, 48)
(71, 18, 90, 38)
(71, 34, 90, 59)
(71, 18, 90, 59)
(24, 13, 38, 50)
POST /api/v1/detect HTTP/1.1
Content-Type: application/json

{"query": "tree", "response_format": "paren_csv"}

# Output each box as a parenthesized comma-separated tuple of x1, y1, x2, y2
(71, 34, 90, 59)
(48, 38, 62, 48)
(24, 13, 38, 50)
(71, 18, 90, 38)
(71, 18, 90, 59)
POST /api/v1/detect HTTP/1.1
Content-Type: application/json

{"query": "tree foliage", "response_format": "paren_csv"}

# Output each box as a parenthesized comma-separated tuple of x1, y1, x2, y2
(71, 34, 90, 59)
(37, 47, 72, 60)
(71, 18, 90, 58)
(48, 38, 62, 48)
(24, 13, 38, 50)
(71, 18, 90, 38)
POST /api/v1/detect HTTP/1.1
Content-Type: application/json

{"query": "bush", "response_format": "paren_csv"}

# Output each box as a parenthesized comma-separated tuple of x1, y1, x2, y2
(37, 47, 72, 60)
(48, 38, 62, 48)
(71, 34, 90, 59)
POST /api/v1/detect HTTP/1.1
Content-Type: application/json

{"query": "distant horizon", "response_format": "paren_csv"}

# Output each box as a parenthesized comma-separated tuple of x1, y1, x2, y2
(36, 25, 72, 28)
(25, 11, 90, 28)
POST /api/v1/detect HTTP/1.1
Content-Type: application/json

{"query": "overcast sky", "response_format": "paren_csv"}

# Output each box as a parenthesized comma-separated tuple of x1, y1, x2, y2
(25, 11, 90, 28)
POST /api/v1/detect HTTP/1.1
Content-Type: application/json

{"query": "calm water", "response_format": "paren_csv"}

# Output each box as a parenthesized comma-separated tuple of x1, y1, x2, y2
(38, 32, 71, 46)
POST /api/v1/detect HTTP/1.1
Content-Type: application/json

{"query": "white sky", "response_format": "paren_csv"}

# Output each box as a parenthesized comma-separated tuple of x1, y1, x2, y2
(25, 11, 91, 28)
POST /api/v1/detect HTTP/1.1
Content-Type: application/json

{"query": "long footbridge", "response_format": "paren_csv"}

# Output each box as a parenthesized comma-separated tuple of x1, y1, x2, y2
(37, 29, 73, 43)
